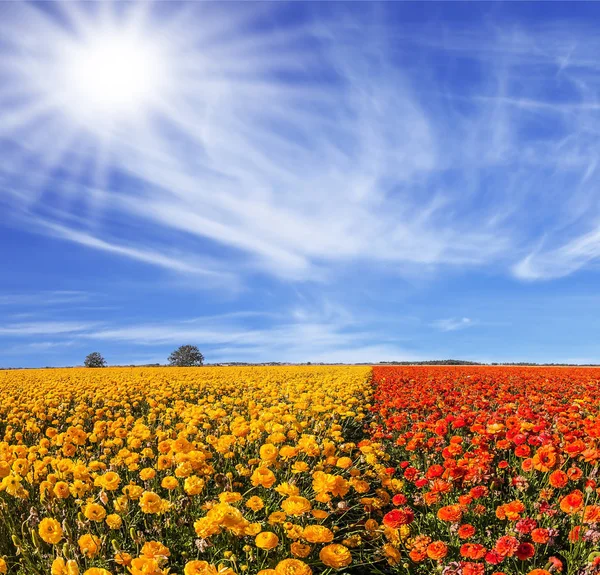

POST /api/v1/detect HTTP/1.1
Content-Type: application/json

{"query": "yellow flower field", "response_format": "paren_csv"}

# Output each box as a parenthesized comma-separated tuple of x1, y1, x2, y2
(0, 366, 400, 575)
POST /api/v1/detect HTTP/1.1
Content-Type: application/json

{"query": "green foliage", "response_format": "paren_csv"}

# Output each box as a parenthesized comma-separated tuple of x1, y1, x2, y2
(83, 352, 107, 368)
(168, 345, 204, 367)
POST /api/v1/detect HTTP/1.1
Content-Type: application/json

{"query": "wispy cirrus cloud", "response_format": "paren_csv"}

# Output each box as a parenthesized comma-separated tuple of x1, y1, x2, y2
(513, 226, 600, 280)
(0, 302, 423, 364)
(433, 318, 475, 332)
(0, 321, 95, 336)
(0, 3, 517, 286)
(0, 290, 89, 306)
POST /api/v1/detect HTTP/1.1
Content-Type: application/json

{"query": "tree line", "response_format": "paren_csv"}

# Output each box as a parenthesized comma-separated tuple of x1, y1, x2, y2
(84, 345, 204, 368)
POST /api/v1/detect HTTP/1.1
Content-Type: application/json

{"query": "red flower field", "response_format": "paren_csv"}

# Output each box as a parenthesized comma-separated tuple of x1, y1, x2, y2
(370, 366, 600, 575)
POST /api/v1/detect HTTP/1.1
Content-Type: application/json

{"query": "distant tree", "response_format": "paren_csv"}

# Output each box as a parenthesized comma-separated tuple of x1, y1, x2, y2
(84, 352, 107, 368)
(168, 345, 204, 367)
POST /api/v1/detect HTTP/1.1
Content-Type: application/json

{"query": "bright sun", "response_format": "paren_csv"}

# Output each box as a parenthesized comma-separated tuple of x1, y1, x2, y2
(57, 27, 166, 129)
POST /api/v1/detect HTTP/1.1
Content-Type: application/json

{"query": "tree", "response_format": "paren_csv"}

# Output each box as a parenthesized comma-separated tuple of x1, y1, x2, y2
(84, 352, 107, 368)
(168, 345, 204, 367)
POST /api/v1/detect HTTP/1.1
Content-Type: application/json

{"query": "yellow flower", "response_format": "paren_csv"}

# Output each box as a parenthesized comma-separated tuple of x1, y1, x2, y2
(251, 467, 276, 488)
(123, 484, 144, 500)
(275, 482, 300, 497)
(83, 569, 111, 575)
(302, 525, 334, 543)
(311, 509, 329, 520)
(336, 457, 353, 469)
(259, 443, 278, 463)
(84, 503, 106, 522)
(139, 491, 163, 514)
(255, 531, 279, 550)
(0, 462, 10, 478)
(38, 517, 63, 545)
(51, 558, 67, 575)
(140, 468, 156, 481)
(193, 517, 221, 539)
(99, 471, 121, 491)
(281, 496, 311, 516)
(128, 557, 162, 575)
(383, 543, 402, 566)
(106, 513, 123, 529)
(78, 533, 101, 557)
(53, 481, 70, 499)
(244, 522, 263, 536)
(0, 558, 6, 575)
(141, 541, 170, 560)
(183, 562, 233, 575)
(183, 476, 204, 495)
(246, 496, 264, 511)
(115, 552, 133, 566)
(291, 542, 312, 558)
(161, 476, 178, 490)
(274, 559, 312, 575)
(319, 544, 352, 568)
(268, 511, 287, 524)
(291, 462, 310, 474)
(218, 491, 242, 503)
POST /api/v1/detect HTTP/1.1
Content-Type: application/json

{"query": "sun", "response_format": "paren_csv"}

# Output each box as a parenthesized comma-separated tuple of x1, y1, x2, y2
(61, 31, 161, 120)
(55, 24, 167, 132)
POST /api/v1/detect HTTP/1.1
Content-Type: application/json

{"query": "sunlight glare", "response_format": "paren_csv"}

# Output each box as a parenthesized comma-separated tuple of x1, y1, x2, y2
(59, 28, 165, 128)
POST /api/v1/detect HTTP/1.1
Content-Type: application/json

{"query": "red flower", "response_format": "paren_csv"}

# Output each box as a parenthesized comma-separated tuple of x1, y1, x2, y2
(382, 508, 414, 528)
(392, 494, 407, 506)
(516, 542, 535, 561)
(484, 550, 504, 565)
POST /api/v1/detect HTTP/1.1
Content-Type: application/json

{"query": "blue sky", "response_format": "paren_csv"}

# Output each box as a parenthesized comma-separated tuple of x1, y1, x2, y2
(3, 1, 600, 367)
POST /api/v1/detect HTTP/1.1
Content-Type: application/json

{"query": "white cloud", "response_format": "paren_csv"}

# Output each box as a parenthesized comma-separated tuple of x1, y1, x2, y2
(0, 321, 94, 336)
(40, 220, 237, 286)
(513, 226, 600, 280)
(3, 6, 600, 284)
(433, 317, 474, 332)
(0, 291, 89, 306)
(0, 3, 508, 285)
(0, 304, 424, 364)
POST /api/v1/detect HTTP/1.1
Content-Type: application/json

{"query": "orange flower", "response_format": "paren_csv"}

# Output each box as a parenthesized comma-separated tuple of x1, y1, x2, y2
(458, 524, 476, 539)
(583, 505, 600, 524)
(549, 469, 568, 488)
(437, 504, 462, 523)
(426, 541, 448, 560)
(496, 500, 525, 521)
(494, 535, 519, 557)
(532, 445, 558, 472)
(460, 543, 486, 560)
(408, 549, 427, 563)
(531, 528, 550, 544)
(560, 490, 584, 514)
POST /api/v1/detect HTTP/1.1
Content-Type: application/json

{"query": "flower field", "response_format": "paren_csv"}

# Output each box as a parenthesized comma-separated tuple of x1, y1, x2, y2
(0, 365, 599, 575)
